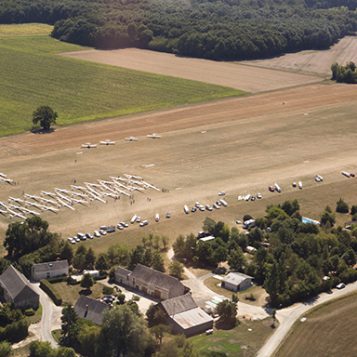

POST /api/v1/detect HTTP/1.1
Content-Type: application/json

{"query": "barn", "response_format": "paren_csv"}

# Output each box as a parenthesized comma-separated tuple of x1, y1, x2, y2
(115, 264, 187, 300)
(159, 294, 213, 336)
(221, 272, 253, 292)
(0, 265, 39, 309)
(31, 260, 69, 282)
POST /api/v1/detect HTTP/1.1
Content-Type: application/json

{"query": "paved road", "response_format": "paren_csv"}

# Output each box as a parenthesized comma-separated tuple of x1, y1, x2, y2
(167, 249, 269, 320)
(30, 283, 63, 347)
(256, 281, 357, 357)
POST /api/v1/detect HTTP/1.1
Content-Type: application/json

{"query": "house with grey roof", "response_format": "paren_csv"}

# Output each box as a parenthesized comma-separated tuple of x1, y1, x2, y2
(0, 265, 39, 309)
(115, 264, 188, 300)
(159, 294, 213, 336)
(74, 295, 109, 325)
(31, 260, 69, 282)
(221, 272, 253, 292)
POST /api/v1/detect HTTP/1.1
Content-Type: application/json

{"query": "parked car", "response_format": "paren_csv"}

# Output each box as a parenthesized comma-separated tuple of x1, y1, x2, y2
(107, 226, 116, 233)
(336, 283, 346, 289)
(99, 229, 107, 236)
(94, 230, 101, 238)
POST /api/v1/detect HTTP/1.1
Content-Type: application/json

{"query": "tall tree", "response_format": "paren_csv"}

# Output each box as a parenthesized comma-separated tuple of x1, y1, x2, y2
(32, 106, 58, 131)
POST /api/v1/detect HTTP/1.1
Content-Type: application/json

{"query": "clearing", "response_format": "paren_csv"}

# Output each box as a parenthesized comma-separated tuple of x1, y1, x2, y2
(245, 36, 357, 76)
(0, 24, 240, 136)
(0, 83, 357, 255)
(62, 48, 321, 93)
(275, 293, 357, 357)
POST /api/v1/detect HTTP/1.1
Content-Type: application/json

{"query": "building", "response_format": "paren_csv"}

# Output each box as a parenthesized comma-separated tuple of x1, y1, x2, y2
(159, 294, 213, 336)
(74, 295, 109, 325)
(221, 272, 253, 292)
(0, 265, 39, 309)
(31, 260, 69, 282)
(115, 264, 187, 300)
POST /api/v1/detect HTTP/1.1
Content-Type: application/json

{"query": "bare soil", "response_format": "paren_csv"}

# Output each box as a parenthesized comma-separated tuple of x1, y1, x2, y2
(1, 83, 357, 253)
(62, 48, 321, 93)
(244, 36, 357, 76)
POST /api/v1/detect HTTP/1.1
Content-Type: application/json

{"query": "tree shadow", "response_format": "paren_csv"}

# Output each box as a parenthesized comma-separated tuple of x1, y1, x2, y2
(79, 289, 92, 296)
(31, 127, 55, 134)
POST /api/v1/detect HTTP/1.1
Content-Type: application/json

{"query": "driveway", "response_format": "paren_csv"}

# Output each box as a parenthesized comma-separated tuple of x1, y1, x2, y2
(168, 248, 269, 320)
(256, 281, 357, 357)
(29, 283, 63, 347)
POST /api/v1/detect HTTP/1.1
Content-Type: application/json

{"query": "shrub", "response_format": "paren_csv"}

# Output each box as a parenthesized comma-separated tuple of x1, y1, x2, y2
(23, 308, 35, 317)
(243, 215, 253, 222)
(40, 280, 62, 306)
(102, 286, 114, 295)
(0, 319, 29, 343)
(0, 341, 11, 357)
(352, 213, 357, 222)
(47, 275, 67, 284)
(351, 205, 357, 216)
(132, 295, 140, 302)
(336, 199, 349, 214)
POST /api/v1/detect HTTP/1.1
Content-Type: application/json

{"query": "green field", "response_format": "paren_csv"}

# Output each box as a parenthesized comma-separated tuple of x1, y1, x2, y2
(0, 24, 243, 136)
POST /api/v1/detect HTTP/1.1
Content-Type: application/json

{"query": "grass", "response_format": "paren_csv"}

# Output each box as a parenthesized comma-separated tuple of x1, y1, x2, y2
(189, 317, 276, 357)
(52, 329, 62, 343)
(0, 24, 244, 136)
(25, 304, 43, 325)
(11, 345, 30, 357)
(204, 277, 268, 307)
(275, 292, 357, 357)
(49, 280, 104, 305)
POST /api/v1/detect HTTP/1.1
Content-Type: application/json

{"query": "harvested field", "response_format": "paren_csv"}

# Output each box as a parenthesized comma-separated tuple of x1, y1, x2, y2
(275, 293, 357, 357)
(62, 48, 321, 93)
(245, 36, 357, 76)
(0, 83, 357, 254)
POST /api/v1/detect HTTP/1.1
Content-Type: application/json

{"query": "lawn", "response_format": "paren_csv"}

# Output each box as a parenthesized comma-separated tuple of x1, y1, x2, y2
(25, 304, 43, 325)
(49, 280, 104, 305)
(275, 292, 357, 357)
(204, 277, 268, 307)
(0, 24, 243, 136)
(190, 317, 276, 357)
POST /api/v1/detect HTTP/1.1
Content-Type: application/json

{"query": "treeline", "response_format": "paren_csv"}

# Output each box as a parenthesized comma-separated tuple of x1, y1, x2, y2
(0, 0, 356, 60)
(331, 62, 357, 83)
(173, 200, 357, 307)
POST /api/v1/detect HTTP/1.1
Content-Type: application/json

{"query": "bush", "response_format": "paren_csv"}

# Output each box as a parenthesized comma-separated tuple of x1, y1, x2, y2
(132, 295, 140, 302)
(102, 286, 114, 295)
(0, 319, 29, 343)
(47, 275, 67, 284)
(351, 205, 357, 215)
(40, 280, 62, 306)
(336, 199, 349, 214)
(23, 308, 35, 317)
(245, 293, 256, 302)
(352, 213, 357, 222)
(0, 341, 11, 357)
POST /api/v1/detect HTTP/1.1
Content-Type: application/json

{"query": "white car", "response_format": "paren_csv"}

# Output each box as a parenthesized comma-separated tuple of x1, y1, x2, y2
(99, 229, 107, 236)
(94, 230, 101, 237)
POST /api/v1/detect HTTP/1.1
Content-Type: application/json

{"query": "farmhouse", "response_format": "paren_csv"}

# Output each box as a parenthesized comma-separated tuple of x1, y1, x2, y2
(31, 260, 69, 282)
(159, 293, 213, 336)
(0, 265, 39, 309)
(74, 295, 109, 325)
(221, 272, 253, 292)
(115, 264, 187, 300)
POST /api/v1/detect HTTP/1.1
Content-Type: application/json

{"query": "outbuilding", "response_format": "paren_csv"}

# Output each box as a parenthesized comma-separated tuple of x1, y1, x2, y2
(159, 294, 213, 336)
(74, 295, 108, 325)
(31, 260, 69, 282)
(221, 272, 253, 292)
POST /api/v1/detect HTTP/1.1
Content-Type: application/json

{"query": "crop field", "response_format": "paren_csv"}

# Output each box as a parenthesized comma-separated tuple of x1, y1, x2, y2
(245, 36, 357, 76)
(62, 48, 321, 93)
(0, 24, 240, 136)
(0, 82, 357, 254)
(275, 293, 357, 357)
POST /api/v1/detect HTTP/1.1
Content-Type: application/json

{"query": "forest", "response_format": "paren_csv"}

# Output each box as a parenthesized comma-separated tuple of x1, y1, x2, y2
(174, 200, 357, 307)
(0, 0, 356, 60)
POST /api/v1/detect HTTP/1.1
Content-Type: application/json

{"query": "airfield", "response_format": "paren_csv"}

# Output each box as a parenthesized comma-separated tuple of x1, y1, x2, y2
(1, 81, 357, 253)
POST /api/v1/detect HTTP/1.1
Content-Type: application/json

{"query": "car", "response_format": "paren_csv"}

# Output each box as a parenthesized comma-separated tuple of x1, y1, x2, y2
(86, 233, 94, 239)
(75, 237, 80, 243)
(107, 226, 116, 233)
(199, 206, 205, 211)
(67, 237, 73, 242)
(235, 220, 242, 224)
(257, 193, 263, 199)
(120, 222, 129, 228)
(77, 232, 85, 239)
(136, 216, 141, 223)
(336, 283, 345, 289)
(99, 229, 107, 236)
(218, 191, 226, 196)
(70, 240, 76, 244)
(139, 220, 148, 227)
(117, 224, 124, 230)
(165, 212, 171, 219)
(206, 205, 213, 211)
(191, 207, 197, 213)
(94, 230, 101, 238)
(100, 226, 108, 232)
(216, 201, 222, 206)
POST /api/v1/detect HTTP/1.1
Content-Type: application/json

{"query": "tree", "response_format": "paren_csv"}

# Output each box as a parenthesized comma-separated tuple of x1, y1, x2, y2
(81, 274, 94, 291)
(0, 342, 11, 357)
(228, 247, 246, 272)
(29, 341, 55, 357)
(85, 248, 96, 269)
(151, 324, 168, 346)
(95, 254, 109, 272)
(152, 251, 165, 272)
(169, 260, 184, 279)
(215, 300, 237, 328)
(32, 106, 58, 131)
(97, 305, 153, 357)
(146, 304, 166, 328)
(60, 243, 73, 265)
(336, 198, 349, 214)
(351, 205, 357, 215)
(61, 305, 79, 347)
(4, 216, 57, 259)
(320, 206, 335, 227)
